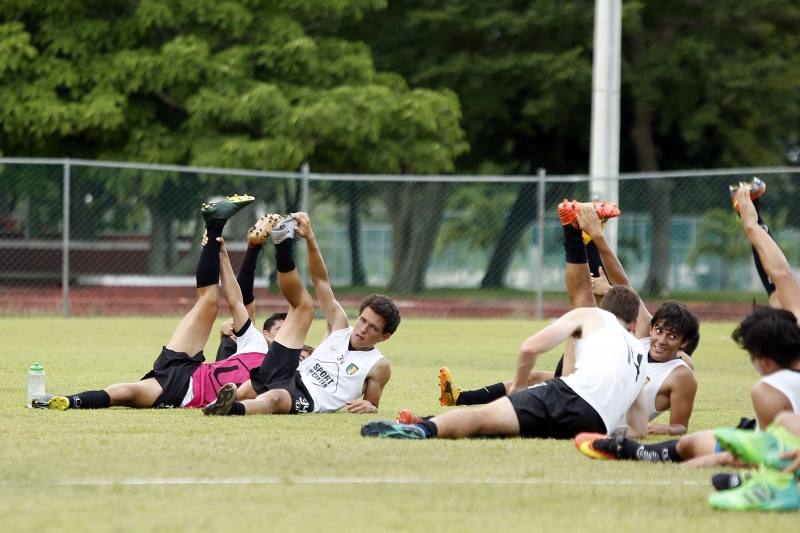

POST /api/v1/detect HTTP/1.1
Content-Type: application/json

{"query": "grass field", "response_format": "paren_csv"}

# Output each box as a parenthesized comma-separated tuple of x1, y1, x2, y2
(1, 316, 795, 532)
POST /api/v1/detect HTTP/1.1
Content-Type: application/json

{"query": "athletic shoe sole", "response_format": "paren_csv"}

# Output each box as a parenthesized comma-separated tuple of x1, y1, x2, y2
(438, 367, 460, 407)
(201, 194, 255, 223)
(30, 394, 69, 410)
(361, 420, 426, 439)
(714, 428, 797, 470)
(558, 200, 620, 229)
(397, 409, 424, 425)
(271, 216, 299, 244)
(204, 383, 238, 416)
(730, 177, 766, 213)
(248, 213, 282, 245)
(574, 432, 617, 460)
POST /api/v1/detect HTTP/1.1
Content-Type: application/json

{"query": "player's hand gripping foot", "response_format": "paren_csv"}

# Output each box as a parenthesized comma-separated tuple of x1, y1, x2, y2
(361, 420, 427, 439)
(397, 409, 426, 424)
(558, 200, 620, 229)
(30, 394, 69, 410)
(248, 213, 282, 245)
(271, 216, 299, 244)
(729, 177, 766, 213)
(438, 367, 462, 406)
(201, 194, 255, 222)
(574, 432, 624, 460)
(714, 423, 800, 470)
(204, 383, 238, 416)
(708, 467, 800, 511)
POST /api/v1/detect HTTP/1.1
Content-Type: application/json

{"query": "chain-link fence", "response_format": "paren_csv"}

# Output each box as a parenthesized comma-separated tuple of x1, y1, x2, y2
(1, 158, 798, 320)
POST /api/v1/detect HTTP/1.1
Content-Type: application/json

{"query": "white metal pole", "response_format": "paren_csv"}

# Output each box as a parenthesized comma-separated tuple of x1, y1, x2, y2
(589, 0, 622, 253)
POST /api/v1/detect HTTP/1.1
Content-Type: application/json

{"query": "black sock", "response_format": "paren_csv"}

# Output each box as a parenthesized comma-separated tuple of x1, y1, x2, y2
(196, 220, 225, 288)
(237, 244, 263, 305)
(563, 224, 588, 264)
(554, 355, 565, 378)
(228, 402, 246, 415)
(414, 420, 438, 437)
(68, 390, 111, 409)
(456, 382, 507, 406)
(585, 240, 606, 279)
(274, 239, 296, 273)
(620, 439, 683, 463)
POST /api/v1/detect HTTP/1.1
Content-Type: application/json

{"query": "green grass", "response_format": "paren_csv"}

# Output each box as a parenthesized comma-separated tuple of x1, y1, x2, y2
(0, 317, 794, 532)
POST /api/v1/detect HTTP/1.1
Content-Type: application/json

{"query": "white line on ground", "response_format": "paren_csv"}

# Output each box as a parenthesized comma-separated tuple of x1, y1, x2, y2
(0, 477, 706, 487)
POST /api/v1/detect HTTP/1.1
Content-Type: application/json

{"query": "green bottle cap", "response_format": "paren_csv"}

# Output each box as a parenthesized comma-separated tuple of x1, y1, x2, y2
(29, 363, 44, 372)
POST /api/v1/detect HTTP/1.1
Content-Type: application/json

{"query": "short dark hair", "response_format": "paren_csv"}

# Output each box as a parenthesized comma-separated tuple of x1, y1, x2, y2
(359, 294, 401, 335)
(599, 285, 640, 324)
(651, 301, 700, 344)
(263, 312, 287, 333)
(732, 307, 800, 368)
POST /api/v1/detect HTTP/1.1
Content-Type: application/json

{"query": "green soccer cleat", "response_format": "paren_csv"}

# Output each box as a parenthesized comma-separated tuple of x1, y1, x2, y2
(30, 394, 69, 410)
(714, 422, 800, 470)
(361, 420, 427, 439)
(201, 194, 255, 223)
(203, 383, 237, 416)
(708, 468, 799, 511)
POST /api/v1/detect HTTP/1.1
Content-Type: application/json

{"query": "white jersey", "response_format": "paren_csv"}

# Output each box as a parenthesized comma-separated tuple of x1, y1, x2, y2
(755, 369, 800, 426)
(636, 337, 691, 421)
(298, 326, 385, 413)
(561, 308, 649, 434)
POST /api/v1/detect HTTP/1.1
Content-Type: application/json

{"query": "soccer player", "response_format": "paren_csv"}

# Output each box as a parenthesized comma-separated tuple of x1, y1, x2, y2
(203, 212, 400, 416)
(216, 312, 287, 361)
(31, 195, 280, 410)
(362, 201, 649, 440)
(429, 206, 699, 437)
(575, 185, 800, 491)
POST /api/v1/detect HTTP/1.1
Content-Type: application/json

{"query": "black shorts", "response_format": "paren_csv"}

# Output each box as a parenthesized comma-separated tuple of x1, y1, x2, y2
(141, 347, 205, 408)
(250, 341, 313, 414)
(507, 378, 606, 439)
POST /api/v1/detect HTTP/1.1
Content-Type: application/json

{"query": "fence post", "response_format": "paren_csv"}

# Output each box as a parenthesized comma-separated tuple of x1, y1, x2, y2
(536, 168, 546, 321)
(62, 158, 71, 317)
(299, 162, 310, 282)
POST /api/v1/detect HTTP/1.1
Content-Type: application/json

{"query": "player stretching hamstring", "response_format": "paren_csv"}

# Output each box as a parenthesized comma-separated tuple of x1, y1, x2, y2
(576, 181, 800, 511)
(428, 205, 699, 437)
(203, 212, 400, 416)
(361, 200, 649, 440)
(31, 195, 284, 410)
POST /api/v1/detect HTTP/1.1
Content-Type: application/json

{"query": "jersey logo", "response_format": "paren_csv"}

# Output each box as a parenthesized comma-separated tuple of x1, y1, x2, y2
(330, 345, 338, 352)
(295, 397, 310, 413)
(346, 363, 358, 375)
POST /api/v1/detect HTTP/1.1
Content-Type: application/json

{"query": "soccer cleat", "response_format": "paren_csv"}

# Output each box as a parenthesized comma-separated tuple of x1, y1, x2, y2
(438, 367, 462, 406)
(248, 213, 282, 245)
(271, 216, 299, 244)
(729, 177, 766, 213)
(574, 432, 621, 460)
(708, 468, 799, 511)
(201, 194, 255, 223)
(30, 394, 69, 410)
(558, 200, 620, 229)
(203, 383, 238, 416)
(361, 420, 427, 439)
(397, 409, 425, 425)
(714, 422, 800, 470)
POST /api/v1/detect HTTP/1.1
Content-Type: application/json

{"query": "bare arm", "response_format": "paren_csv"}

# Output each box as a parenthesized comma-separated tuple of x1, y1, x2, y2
(737, 187, 800, 318)
(346, 358, 391, 414)
(218, 238, 251, 331)
(648, 366, 697, 436)
(752, 382, 793, 429)
(292, 212, 349, 337)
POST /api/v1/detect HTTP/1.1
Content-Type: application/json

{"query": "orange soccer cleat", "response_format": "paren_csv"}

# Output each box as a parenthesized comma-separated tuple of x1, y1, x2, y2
(730, 177, 766, 213)
(558, 200, 620, 229)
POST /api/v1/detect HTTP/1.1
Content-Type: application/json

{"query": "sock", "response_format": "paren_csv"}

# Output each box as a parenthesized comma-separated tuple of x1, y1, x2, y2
(414, 420, 438, 438)
(68, 390, 111, 409)
(228, 402, 246, 415)
(585, 240, 606, 279)
(554, 355, 564, 378)
(751, 198, 777, 296)
(712, 473, 742, 491)
(274, 239, 296, 273)
(456, 383, 507, 406)
(196, 220, 225, 288)
(233, 319, 252, 338)
(620, 439, 683, 463)
(237, 244, 263, 306)
(563, 224, 588, 264)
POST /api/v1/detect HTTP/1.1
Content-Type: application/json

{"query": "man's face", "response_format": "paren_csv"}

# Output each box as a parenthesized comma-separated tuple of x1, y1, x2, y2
(351, 306, 390, 350)
(649, 321, 688, 362)
(263, 319, 284, 340)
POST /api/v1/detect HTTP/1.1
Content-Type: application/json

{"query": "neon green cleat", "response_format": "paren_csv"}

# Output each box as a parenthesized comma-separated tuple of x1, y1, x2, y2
(201, 194, 255, 223)
(708, 468, 799, 511)
(31, 394, 69, 410)
(715, 422, 800, 470)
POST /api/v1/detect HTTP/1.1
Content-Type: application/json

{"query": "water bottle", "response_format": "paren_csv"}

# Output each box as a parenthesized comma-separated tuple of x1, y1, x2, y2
(27, 363, 45, 407)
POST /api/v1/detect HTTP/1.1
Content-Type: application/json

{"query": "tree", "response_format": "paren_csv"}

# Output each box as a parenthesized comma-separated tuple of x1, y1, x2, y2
(0, 0, 466, 280)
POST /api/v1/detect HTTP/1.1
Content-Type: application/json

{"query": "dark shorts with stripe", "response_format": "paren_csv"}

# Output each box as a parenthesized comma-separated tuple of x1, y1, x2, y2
(249, 341, 314, 414)
(507, 378, 606, 439)
(141, 347, 205, 408)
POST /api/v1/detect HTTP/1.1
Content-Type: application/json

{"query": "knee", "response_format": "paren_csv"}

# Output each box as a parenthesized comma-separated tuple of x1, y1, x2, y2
(294, 293, 315, 315)
(106, 384, 134, 403)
